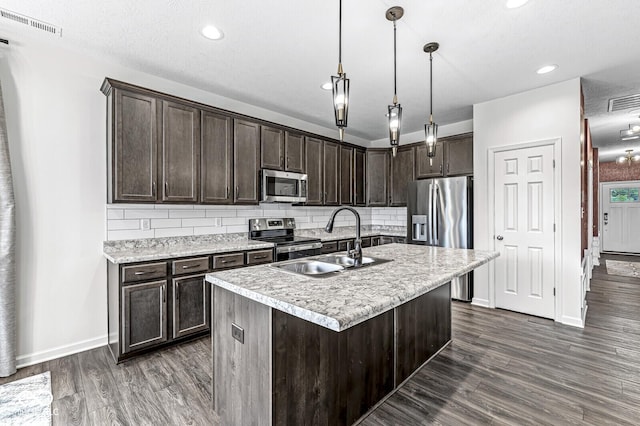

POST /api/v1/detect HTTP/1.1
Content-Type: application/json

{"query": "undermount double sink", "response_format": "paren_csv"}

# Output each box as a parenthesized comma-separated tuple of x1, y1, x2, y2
(272, 254, 393, 278)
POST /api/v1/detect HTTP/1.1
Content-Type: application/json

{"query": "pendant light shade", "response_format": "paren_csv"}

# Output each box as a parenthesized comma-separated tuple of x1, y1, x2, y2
(423, 42, 439, 159)
(331, 0, 350, 141)
(386, 6, 404, 157)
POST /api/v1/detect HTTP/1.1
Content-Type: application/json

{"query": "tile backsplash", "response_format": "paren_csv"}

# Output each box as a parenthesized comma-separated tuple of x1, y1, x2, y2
(106, 203, 407, 240)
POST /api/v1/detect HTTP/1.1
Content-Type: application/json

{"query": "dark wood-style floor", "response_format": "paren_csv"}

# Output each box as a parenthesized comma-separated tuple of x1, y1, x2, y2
(2, 254, 639, 425)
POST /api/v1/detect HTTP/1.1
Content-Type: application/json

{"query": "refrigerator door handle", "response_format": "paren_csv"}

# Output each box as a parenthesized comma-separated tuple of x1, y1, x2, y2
(434, 185, 440, 245)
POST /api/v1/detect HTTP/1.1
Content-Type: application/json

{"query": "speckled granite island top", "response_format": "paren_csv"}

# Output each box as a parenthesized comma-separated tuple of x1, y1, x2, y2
(206, 244, 499, 332)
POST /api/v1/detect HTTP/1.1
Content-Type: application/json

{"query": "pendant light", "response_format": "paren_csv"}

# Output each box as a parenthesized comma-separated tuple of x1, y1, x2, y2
(331, 0, 350, 141)
(386, 6, 404, 157)
(423, 42, 439, 162)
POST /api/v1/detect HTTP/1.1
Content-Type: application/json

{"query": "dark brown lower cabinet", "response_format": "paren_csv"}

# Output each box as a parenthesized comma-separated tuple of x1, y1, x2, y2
(395, 282, 451, 385)
(213, 282, 452, 426)
(122, 280, 168, 353)
(172, 274, 210, 339)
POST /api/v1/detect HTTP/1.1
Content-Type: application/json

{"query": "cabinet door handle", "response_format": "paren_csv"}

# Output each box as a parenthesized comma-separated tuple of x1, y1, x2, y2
(182, 264, 197, 269)
(175, 282, 179, 300)
(165, 182, 169, 195)
(447, 163, 450, 174)
(152, 182, 156, 197)
(235, 186, 239, 200)
(286, 157, 290, 168)
(253, 255, 269, 260)
(439, 164, 443, 174)
(220, 259, 237, 264)
(280, 156, 284, 168)
(161, 286, 165, 303)
(134, 271, 149, 275)
(226, 186, 229, 199)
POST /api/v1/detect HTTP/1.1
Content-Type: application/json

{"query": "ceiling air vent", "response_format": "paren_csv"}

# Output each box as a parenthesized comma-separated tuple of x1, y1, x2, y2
(0, 8, 62, 37)
(608, 94, 640, 112)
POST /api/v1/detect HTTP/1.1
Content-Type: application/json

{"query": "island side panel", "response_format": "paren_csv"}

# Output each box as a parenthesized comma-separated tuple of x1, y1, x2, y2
(272, 310, 394, 426)
(395, 282, 451, 386)
(213, 286, 272, 426)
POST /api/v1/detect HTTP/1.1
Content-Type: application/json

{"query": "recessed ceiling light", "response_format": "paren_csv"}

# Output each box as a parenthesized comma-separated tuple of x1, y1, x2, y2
(537, 64, 558, 74)
(506, 0, 529, 8)
(321, 82, 333, 91)
(201, 25, 224, 40)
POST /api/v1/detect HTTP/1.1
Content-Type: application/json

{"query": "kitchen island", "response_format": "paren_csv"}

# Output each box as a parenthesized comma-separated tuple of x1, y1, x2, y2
(206, 244, 498, 425)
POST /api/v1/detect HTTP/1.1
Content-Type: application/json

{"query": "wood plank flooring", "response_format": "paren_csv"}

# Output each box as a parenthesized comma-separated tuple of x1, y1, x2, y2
(361, 254, 640, 425)
(1, 253, 639, 425)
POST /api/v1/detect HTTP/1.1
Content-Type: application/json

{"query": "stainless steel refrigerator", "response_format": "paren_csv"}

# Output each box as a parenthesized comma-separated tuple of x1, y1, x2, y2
(407, 176, 473, 301)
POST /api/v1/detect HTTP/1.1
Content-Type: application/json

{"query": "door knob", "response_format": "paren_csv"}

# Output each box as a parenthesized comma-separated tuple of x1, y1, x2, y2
(496, 235, 504, 241)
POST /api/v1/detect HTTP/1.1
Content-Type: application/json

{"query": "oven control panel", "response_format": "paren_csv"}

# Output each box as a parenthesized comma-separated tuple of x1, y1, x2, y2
(249, 218, 296, 231)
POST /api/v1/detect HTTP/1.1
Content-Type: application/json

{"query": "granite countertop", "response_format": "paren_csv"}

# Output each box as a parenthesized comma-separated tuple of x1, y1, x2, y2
(206, 244, 499, 332)
(297, 226, 406, 242)
(103, 226, 407, 264)
(103, 234, 273, 264)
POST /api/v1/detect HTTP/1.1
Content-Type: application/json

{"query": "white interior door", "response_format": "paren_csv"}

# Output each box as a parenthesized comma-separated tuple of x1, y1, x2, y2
(601, 181, 640, 253)
(494, 145, 556, 319)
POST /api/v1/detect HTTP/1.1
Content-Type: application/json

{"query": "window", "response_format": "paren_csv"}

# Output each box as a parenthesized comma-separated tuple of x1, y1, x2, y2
(610, 187, 640, 203)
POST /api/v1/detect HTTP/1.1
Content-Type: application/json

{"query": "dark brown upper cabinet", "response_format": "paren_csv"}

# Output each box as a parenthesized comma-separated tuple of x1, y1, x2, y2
(390, 146, 416, 206)
(161, 101, 200, 203)
(305, 137, 323, 205)
(110, 88, 159, 202)
(354, 148, 366, 206)
(260, 126, 285, 171)
(366, 149, 389, 207)
(416, 142, 444, 179)
(284, 131, 305, 173)
(233, 119, 260, 204)
(201, 110, 233, 204)
(323, 141, 340, 206)
(444, 134, 473, 176)
(340, 145, 354, 205)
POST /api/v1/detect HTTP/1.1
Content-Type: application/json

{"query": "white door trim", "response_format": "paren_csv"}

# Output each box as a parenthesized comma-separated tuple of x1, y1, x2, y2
(487, 137, 563, 322)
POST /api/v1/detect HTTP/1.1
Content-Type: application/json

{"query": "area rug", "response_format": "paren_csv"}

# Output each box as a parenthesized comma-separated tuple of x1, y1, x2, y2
(606, 260, 640, 278)
(0, 371, 52, 425)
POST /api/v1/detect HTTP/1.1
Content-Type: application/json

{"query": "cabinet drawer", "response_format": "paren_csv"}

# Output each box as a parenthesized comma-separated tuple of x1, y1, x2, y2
(172, 257, 210, 275)
(246, 249, 274, 265)
(361, 237, 372, 248)
(122, 262, 167, 283)
(212, 253, 245, 270)
(379, 236, 395, 245)
(321, 241, 338, 254)
(338, 239, 355, 251)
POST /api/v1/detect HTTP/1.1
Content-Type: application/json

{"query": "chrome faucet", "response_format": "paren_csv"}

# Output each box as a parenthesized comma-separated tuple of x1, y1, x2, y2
(325, 207, 362, 264)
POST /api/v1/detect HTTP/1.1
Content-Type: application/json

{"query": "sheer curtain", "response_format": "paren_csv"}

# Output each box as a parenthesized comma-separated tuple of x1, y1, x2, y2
(0, 81, 16, 377)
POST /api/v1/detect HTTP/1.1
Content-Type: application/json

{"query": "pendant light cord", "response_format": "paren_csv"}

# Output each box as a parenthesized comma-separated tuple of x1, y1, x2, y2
(338, 0, 342, 72)
(429, 51, 433, 122)
(393, 19, 398, 101)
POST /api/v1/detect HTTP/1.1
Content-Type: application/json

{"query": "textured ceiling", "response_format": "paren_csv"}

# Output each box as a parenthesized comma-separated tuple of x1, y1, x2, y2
(1, 0, 640, 158)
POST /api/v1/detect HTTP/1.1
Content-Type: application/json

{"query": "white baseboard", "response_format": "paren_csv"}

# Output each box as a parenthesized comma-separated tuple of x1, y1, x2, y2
(560, 315, 584, 328)
(471, 298, 490, 308)
(16, 335, 108, 368)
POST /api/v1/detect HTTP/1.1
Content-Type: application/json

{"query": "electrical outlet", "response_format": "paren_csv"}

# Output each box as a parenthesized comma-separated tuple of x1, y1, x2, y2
(231, 323, 244, 344)
(214, 218, 222, 227)
(141, 218, 151, 230)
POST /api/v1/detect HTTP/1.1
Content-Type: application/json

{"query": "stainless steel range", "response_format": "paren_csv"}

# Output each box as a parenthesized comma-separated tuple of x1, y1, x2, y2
(249, 218, 322, 261)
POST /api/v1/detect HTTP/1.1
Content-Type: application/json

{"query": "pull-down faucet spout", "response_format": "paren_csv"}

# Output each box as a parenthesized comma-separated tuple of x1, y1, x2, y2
(325, 207, 362, 264)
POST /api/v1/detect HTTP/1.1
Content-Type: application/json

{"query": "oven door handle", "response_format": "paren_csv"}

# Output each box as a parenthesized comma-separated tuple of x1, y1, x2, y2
(276, 242, 323, 254)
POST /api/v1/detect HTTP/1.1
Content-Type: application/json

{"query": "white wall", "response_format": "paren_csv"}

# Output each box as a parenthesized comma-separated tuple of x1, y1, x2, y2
(472, 78, 583, 326)
(0, 30, 407, 365)
(369, 119, 473, 148)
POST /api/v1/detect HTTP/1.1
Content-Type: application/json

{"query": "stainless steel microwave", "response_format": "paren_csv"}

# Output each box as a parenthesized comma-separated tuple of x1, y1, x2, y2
(261, 169, 308, 203)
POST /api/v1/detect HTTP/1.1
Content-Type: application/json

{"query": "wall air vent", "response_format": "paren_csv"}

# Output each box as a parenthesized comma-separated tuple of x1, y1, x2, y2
(608, 94, 640, 112)
(0, 8, 62, 37)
